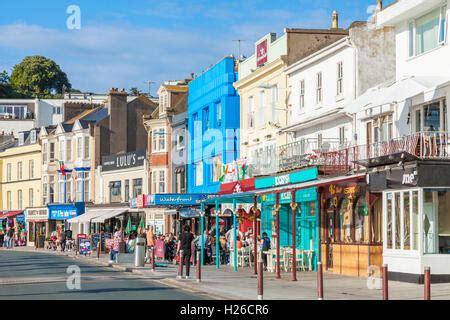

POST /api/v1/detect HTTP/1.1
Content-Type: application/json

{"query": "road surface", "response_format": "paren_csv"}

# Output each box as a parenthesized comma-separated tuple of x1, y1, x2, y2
(0, 250, 206, 300)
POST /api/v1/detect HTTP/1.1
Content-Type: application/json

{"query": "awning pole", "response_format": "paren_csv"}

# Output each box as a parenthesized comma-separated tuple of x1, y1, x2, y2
(275, 193, 281, 279)
(253, 195, 258, 275)
(233, 199, 237, 272)
(200, 202, 205, 266)
(291, 191, 298, 282)
(215, 200, 220, 269)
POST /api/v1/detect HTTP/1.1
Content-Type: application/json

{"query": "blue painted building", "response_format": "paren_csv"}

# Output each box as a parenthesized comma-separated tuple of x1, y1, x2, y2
(187, 57, 240, 194)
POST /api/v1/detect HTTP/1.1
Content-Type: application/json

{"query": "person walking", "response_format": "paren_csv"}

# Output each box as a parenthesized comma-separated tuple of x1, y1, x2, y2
(109, 228, 122, 264)
(177, 225, 194, 279)
(7, 227, 14, 249)
(260, 232, 271, 271)
(146, 226, 155, 265)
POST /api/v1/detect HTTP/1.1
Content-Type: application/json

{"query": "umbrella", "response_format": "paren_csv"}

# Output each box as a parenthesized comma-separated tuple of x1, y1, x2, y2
(125, 217, 133, 235)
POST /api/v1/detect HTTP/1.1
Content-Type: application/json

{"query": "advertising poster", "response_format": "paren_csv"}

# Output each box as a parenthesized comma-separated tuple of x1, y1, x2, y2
(79, 238, 91, 255)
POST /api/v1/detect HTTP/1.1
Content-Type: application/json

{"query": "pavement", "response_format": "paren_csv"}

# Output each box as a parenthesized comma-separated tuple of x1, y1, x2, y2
(5, 246, 450, 300)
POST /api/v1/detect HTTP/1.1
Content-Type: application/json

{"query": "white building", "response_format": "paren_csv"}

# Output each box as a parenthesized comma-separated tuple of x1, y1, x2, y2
(344, 0, 450, 282)
(278, 20, 395, 173)
(0, 95, 106, 138)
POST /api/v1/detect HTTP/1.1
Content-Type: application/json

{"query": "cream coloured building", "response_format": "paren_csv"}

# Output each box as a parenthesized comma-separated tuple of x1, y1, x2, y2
(0, 128, 42, 213)
(235, 25, 348, 177)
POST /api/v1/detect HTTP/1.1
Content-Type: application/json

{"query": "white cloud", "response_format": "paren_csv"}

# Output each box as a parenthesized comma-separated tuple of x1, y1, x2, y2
(0, 22, 231, 93)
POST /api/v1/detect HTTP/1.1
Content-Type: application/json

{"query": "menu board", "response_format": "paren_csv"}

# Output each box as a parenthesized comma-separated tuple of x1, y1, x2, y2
(79, 238, 91, 255)
(91, 233, 111, 251)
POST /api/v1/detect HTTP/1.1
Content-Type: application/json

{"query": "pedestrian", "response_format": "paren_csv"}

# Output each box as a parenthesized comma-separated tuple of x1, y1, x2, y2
(59, 227, 66, 252)
(177, 224, 194, 279)
(146, 226, 155, 264)
(109, 228, 122, 264)
(0, 229, 4, 247)
(260, 232, 271, 271)
(7, 227, 14, 249)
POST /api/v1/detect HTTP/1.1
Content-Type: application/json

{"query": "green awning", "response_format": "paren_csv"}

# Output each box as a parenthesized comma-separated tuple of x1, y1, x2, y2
(202, 192, 256, 205)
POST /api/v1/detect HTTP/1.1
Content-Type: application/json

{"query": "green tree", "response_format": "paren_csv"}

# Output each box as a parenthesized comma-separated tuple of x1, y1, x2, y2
(129, 87, 142, 96)
(10, 55, 71, 98)
(0, 70, 12, 98)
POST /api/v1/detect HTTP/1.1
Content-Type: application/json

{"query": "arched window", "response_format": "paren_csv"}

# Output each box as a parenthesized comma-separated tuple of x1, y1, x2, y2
(339, 199, 352, 243)
(354, 197, 369, 243)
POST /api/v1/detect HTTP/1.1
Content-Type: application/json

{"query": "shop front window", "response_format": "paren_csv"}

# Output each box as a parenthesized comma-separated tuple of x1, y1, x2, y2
(355, 197, 369, 243)
(395, 193, 401, 249)
(339, 199, 352, 243)
(386, 193, 393, 249)
(385, 190, 420, 252)
(423, 190, 450, 254)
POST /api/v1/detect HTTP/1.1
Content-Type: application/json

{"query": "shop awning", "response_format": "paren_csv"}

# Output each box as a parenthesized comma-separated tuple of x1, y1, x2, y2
(255, 173, 366, 197)
(90, 208, 128, 223)
(68, 208, 119, 224)
(202, 192, 255, 205)
(0, 210, 24, 219)
(164, 209, 177, 215)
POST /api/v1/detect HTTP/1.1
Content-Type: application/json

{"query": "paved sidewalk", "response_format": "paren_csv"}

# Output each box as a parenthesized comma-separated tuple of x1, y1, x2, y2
(6, 246, 450, 300)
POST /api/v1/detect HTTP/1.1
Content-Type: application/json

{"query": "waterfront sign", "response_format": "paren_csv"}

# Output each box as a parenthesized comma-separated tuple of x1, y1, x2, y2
(102, 150, 145, 172)
(153, 194, 208, 206)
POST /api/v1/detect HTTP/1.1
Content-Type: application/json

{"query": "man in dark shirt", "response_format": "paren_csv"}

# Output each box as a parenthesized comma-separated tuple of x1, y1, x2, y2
(177, 225, 194, 279)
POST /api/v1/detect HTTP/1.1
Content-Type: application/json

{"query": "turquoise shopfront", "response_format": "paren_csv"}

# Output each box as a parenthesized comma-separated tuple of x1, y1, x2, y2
(256, 167, 319, 271)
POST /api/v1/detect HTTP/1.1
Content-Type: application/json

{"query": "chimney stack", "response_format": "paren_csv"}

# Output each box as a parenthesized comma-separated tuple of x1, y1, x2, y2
(377, 0, 383, 11)
(332, 11, 339, 29)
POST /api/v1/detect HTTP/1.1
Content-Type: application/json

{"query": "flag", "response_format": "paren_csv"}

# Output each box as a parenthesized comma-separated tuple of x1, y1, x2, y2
(59, 160, 66, 176)
(125, 217, 133, 235)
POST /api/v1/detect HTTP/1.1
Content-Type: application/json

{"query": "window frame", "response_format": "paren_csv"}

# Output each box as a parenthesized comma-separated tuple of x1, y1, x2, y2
(337, 61, 344, 96)
(408, 5, 448, 58)
(316, 72, 323, 105)
(299, 80, 305, 110)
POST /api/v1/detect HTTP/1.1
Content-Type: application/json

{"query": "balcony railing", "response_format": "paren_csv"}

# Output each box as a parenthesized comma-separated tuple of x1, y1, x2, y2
(249, 138, 344, 176)
(250, 132, 450, 177)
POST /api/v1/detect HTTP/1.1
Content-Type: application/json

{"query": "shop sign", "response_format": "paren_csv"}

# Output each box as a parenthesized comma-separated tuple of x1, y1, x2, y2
(101, 150, 145, 172)
(152, 194, 208, 206)
(79, 238, 91, 255)
(256, 39, 268, 67)
(137, 194, 146, 208)
(179, 208, 200, 218)
(387, 166, 418, 188)
(129, 198, 137, 208)
(255, 167, 318, 189)
(25, 207, 49, 221)
(48, 203, 84, 220)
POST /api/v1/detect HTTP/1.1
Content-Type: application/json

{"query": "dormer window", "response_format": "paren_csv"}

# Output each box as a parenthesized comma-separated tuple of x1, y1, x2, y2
(18, 133, 25, 146)
(30, 130, 36, 144)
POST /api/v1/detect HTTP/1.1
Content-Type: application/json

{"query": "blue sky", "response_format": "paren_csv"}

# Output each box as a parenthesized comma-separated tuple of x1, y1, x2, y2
(0, 0, 395, 95)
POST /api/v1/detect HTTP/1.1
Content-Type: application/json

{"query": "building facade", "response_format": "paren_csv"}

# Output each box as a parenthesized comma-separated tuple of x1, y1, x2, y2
(235, 25, 349, 177)
(188, 57, 240, 194)
(144, 79, 190, 234)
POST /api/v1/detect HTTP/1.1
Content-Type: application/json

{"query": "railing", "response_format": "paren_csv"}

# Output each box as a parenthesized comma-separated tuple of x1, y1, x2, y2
(278, 138, 341, 172)
(320, 132, 450, 175)
(250, 132, 450, 177)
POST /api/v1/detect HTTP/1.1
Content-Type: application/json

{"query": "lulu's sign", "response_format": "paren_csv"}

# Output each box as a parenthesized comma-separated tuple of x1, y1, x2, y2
(25, 208, 48, 221)
(256, 39, 268, 67)
(102, 150, 145, 172)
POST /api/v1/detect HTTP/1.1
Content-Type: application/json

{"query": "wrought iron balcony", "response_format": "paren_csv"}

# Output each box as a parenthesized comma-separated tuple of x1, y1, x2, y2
(249, 138, 343, 176)
(320, 131, 450, 175)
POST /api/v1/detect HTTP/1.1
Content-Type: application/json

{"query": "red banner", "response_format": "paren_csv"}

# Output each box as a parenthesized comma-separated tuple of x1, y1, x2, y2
(256, 39, 268, 67)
